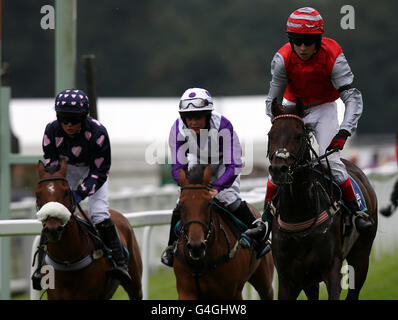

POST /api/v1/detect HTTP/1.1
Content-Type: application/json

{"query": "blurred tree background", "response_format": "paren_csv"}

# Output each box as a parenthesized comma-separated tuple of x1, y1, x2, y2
(3, 0, 398, 133)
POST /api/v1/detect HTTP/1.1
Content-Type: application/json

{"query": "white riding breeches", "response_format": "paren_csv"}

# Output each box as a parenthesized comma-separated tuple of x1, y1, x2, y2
(66, 165, 110, 225)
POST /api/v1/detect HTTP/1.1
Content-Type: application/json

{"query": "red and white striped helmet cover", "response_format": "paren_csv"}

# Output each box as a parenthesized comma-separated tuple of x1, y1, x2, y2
(286, 7, 324, 34)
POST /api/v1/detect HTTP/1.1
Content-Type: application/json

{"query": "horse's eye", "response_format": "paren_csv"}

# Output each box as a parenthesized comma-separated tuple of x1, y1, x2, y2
(295, 134, 302, 141)
(64, 190, 70, 198)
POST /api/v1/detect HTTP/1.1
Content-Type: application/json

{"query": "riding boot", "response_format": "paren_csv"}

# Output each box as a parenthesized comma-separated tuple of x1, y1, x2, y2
(31, 230, 47, 290)
(161, 205, 181, 267)
(96, 218, 133, 285)
(233, 201, 271, 258)
(346, 200, 373, 233)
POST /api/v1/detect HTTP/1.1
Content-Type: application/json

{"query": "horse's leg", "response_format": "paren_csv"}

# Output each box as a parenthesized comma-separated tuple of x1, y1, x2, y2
(303, 283, 319, 300)
(111, 211, 143, 300)
(277, 277, 301, 300)
(126, 229, 143, 300)
(248, 255, 274, 300)
(345, 233, 374, 300)
(324, 256, 343, 300)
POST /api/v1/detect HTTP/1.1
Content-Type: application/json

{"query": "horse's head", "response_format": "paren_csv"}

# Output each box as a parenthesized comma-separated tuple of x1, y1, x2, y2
(267, 98, 309, 185)
(178, 165, 213, 260)
(36, 160, 76, 243)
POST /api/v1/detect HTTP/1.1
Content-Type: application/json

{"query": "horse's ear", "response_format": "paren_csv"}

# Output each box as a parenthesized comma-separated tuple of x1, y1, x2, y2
(295, 98, 305, 118)
(203, 166, 212, 186)
(58, 159, 67, 177)
(271, 98, 282, 117)
(37, 160, 46, 178)
(178, 168, 188, 187)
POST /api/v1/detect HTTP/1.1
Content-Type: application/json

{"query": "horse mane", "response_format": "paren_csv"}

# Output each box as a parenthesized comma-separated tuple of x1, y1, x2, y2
(186, 165, 208, 184)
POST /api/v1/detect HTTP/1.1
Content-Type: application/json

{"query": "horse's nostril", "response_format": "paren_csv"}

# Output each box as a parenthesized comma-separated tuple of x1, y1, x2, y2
(280, 165, 289, 173)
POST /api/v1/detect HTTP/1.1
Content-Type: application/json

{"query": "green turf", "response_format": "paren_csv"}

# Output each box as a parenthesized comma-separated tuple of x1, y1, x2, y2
(12, 249, 398, 300)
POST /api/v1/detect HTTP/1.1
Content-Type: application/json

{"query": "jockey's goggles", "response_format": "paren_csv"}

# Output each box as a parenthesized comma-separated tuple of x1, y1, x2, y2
(290, 37, 317, 47)
(179, 98, 213, 110)
(57, 113, 85, 125)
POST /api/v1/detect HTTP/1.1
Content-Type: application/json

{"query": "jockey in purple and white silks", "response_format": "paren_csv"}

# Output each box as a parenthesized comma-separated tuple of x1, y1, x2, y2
(32, 88, 131, 290)
(160, 88, 270, 267)
(262, 7, 372, 241)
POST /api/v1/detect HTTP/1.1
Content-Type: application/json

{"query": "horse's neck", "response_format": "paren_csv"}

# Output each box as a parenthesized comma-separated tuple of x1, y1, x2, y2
(47, 218, 89, 261)
(278, 170, 329, 223)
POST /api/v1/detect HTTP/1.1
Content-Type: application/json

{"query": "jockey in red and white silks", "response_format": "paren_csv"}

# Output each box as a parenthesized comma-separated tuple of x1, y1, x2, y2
(262, 7, 372, 234)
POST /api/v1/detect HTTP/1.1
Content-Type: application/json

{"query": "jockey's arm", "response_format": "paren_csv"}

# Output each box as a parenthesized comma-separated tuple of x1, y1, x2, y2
(76, 130, 111, 200)
(42, 122, 61, 167)
(211, 121, 243, 192)
(331, 53, 363, 136)
(169, 120, 188, 185)
(265, 52, 288, 120)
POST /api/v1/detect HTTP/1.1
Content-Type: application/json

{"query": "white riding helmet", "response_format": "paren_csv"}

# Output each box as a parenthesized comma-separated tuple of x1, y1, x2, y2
(179, 88, 214, 113)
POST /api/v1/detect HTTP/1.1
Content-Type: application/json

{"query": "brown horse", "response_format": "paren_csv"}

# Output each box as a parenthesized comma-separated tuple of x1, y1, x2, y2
(35, 160, 142, 299)
(268, 99, 378, 300)
(173, 166, 274, 300)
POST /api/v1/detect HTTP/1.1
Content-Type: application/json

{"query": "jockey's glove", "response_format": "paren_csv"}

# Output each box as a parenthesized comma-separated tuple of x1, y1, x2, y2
(326, 129, 351, 151)
(73, 191, 82, 204)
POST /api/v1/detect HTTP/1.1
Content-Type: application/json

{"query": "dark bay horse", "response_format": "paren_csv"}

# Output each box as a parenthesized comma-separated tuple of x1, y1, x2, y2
(268, 99, 377, 300)
(173, 166, 274, 300)
(35, 160, 142, 299)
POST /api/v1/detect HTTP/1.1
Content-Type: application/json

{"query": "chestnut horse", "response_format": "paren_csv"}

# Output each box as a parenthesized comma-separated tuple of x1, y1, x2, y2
(35, 160, 142, 299)
(173, 166, 274, 300)
(268, 99, 378, 300)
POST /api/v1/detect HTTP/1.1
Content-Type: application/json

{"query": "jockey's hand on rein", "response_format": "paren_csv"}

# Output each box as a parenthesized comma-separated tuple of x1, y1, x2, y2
(326, 129, 351, 151)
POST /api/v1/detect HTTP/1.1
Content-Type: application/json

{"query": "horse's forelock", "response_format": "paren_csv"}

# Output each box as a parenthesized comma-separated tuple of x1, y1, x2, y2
(45, 164, 61, 175)
(186, 165, 207, 185)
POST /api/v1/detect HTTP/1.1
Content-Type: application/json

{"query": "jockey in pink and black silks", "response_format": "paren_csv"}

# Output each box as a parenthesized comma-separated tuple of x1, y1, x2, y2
(160, 88, 270, 267)
(43, 90, 111, 205)
(32, 89, 132, 290)
(263, 7, 373, 236)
